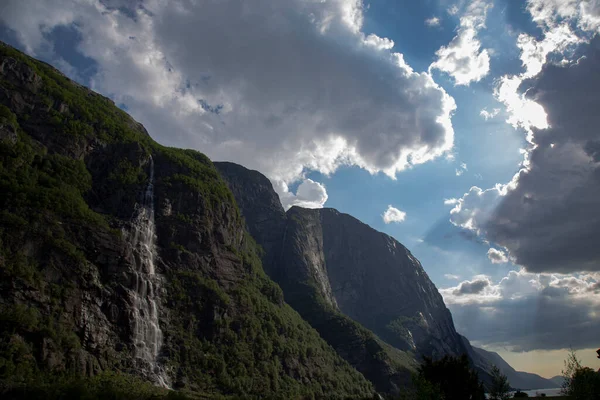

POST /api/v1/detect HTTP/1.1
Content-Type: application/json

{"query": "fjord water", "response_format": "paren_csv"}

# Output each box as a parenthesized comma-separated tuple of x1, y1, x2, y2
(128, 157, 169, 387)
(519, 388, 562, 397)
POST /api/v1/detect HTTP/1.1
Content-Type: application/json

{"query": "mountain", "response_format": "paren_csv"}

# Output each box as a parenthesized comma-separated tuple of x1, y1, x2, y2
(0, 39, 548, 399)
(0, 41, 374, 398)
(550, 375, 566, 388)
(216, 162, 485, 393)
(216, 162, 418, 394)
(470, 345, 557, 390)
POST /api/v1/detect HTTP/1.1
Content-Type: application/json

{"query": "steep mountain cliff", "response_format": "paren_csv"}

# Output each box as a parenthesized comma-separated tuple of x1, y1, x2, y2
(216, 162, 417, 394)
(215, 162, 476, 394)
(216, 162, 469, 356)
(316, 207, 468, 358)
(0, 41, 374, 398)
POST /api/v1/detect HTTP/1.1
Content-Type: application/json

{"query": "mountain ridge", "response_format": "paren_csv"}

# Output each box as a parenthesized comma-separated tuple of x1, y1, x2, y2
(0, 39, 552, 398)
(471, 345, 557, 390)
(214, 160, 561, 394)
(216, 162, 486, 392)
(0, 40, 374, 398)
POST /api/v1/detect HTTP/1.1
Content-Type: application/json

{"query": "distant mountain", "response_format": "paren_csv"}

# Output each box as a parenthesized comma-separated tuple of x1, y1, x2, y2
(471, 345, 557, 390)
(550, 375, 566, 388)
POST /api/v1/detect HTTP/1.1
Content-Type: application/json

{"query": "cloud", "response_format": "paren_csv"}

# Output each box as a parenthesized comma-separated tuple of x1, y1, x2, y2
(517, 23, 581, 79)
(487, 248, 508, 264)
(455, 162, 468, 176)
(453, 277, 491, 295)
(495, 74, 550, 138)
(275, 179, 329, 210)
(451, 38, 600, 273)
(441, 269, 600, 351)
(445, 274, 461, 280)
(484, 39, 600, 273)
(429, 0, 492, 85)
(382, 205, 407, 224)
(446, 184, 509, 233)
(425, 16, 441, 27)
(447, 0, 600, 273)
(448, 5, 460, 16)
(495, 18, 580, 139)
(0, 0, 456, 199)
(527, 0, 600, 32)
(480, 107, 500, 120)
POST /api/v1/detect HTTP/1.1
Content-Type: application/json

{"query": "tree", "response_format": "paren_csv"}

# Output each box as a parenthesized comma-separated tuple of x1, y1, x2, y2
(561, 349, 600, 400)
(562, 348, 583, 395)
(416, 355, 485, 400)
(410, 374, 443, 400)
(513, 390, 529, 397)
(489, 365, 511, 400)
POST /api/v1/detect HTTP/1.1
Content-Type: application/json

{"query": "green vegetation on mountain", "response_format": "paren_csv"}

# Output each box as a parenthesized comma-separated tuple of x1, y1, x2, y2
(0, 41, 374, 399)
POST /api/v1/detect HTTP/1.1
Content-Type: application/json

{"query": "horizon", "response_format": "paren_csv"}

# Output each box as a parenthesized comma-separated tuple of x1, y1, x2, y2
(1, 0, 599, 380)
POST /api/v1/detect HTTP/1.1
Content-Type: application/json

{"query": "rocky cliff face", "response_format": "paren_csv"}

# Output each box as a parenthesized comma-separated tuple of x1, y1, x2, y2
(216, 163, 475, 393)
(0, 42, 374, 398)
(317, 207, 468, 358)
(212, 162, 286, 278)
(216, 163, 469, 358)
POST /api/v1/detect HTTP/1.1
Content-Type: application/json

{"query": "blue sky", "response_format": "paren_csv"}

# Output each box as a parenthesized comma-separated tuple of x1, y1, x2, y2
(2, 0, 600, 377)
(312, 0, 527, 285)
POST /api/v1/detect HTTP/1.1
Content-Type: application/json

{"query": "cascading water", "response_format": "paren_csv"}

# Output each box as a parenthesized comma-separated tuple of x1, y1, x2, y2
(128, 156, 169, 388)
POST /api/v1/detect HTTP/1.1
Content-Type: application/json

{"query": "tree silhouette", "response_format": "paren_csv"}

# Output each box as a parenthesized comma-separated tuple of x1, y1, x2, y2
(561, 349, 600, 400)
(417, 354, 485, 400)
(489, 365, 511, 400)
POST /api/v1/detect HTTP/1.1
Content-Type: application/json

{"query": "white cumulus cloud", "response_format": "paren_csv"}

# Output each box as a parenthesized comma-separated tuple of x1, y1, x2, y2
(425, 16, 441, 27)
(276, 179, 329, 210)
(429, 0, 492, 85)
(382, 205, 407, 224)
(527, 0, 600, 32)
(446, 184, 510, 233)
(487, 248, 509, 264)
(0, 0, 457, 202)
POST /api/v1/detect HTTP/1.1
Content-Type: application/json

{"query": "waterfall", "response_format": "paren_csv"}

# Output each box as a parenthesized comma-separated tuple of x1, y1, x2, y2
(128, 156, 169, 388)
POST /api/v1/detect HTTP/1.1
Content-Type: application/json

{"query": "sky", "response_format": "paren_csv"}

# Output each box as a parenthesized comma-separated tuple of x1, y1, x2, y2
(1, 0, 599, 378)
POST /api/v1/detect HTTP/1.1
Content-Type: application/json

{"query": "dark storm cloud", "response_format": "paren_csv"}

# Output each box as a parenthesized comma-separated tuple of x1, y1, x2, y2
(448, 292, 600, 351)
(483, 37, 600, 273)
(442, 270, 600, 352)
